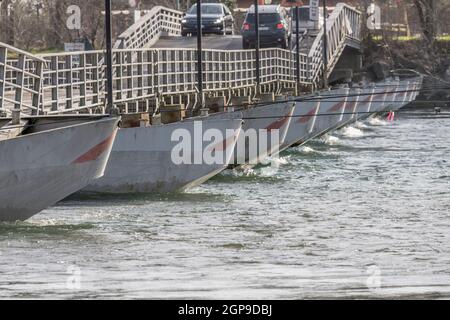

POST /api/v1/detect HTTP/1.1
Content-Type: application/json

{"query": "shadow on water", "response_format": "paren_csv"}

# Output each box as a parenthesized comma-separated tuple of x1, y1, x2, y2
(0, 221, 95, 236)
(62, 190, 231, 206)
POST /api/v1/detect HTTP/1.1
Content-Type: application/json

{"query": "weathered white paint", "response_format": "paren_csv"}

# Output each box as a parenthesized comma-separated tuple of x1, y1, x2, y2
(84, 118, 243, 194)
(280, 99, 320, 151)
(0, 117, 119, 221)
(209, 102, 295, 166)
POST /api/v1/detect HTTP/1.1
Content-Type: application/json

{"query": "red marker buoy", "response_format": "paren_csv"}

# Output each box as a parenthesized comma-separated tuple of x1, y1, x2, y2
(387, 111, 395, 122)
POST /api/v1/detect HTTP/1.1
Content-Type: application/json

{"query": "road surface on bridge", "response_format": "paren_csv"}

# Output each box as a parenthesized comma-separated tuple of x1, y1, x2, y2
(152, 34, 314, 52)
(152, 35, 244, 50)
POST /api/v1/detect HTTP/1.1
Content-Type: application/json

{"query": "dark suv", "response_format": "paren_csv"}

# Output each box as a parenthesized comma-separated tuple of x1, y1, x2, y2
(181, 3, 235, 36)
(241, 5, 291, 49)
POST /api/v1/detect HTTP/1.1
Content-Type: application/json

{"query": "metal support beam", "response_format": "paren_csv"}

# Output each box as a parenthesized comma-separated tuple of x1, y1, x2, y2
(322, 0, 329, 88)
(14, 54, 25, 112)
(0, 47, 6, 110)
(105, 0, 115, 113)
(254, 0, 260, 91)
(197, 0, 204, 108)
(32, 58, 43, 115)
(295, 6, 300, 92)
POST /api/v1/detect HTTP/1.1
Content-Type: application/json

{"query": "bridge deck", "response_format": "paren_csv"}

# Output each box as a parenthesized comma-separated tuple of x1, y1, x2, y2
(1, 4, 362, 116)
(152, 35, 244, 50)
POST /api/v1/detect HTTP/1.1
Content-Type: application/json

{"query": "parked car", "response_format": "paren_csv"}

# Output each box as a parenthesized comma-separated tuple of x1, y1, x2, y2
(181, 3, 235, 36)
(241, 5, 291, 49)
(290, 5, 324, 35)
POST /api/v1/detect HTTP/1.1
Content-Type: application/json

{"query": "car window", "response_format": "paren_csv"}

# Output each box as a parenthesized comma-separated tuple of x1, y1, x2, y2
(188, 4, 223, 15)
(294, 7, 310, 21)
(245, 13, 281, 24)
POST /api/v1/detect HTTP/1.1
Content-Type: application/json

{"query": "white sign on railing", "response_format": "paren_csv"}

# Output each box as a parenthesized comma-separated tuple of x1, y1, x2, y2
(64, 42, 85, 65)
(310, 0, 320, 21)
(367, 3, 381, 30)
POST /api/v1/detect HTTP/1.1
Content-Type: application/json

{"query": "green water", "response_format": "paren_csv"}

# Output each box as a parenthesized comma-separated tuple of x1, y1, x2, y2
(1, 115, 449, 299)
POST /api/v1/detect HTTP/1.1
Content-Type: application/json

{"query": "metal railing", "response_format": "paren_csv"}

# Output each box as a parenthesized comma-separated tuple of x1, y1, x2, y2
(114, 3, 360, 88)
(308, 3, 361, 86)
(1, 4, 361, 116)
(0, 42, 45, 117)
(114, 6, 183, 49)
(39, 50, 107, 113)
(36, 47, 309, 114)
(34, 3, 360, 115)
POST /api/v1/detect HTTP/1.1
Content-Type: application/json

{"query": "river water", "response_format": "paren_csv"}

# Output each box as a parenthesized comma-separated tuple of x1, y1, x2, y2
(1, 114, 449, 299)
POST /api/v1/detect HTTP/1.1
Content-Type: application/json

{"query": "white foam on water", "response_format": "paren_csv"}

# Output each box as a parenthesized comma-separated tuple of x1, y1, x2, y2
(322, 134, 341, 145)
(260, 155, 289, 168)
(270, 156, 289, 166)
(368, 117, 389, 126)
(224, 167, 256, 177)
(27, 219, 58, 226)
(341, 126, 364, 138)
(254, 156, 290, 177)
(354, 121, 368, 129)
(298, 146, 316, 153)
(259, 166, 279, 177)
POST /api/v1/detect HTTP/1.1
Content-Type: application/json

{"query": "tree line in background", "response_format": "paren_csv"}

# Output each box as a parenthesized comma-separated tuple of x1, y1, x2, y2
(357, 0, 450, 76)
(0, 0, 218, 51)
(0, 0, 448, 75)
(0, 0, 447, 50)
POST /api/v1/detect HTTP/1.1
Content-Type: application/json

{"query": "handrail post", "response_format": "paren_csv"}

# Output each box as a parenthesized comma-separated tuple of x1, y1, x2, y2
(196, 0, 204, 109)
(32, 59, 43, 115)
(254, 0, 260, 94)
(105, 0, 115, 114)
(322, 0, 329, 88)
(0, 47, 6, 111)
(295, 6, 300, 95)
(14, 54, 25, 115)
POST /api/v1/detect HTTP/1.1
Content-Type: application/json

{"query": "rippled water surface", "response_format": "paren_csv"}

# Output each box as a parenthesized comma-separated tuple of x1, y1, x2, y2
(1, 115, 449, 299)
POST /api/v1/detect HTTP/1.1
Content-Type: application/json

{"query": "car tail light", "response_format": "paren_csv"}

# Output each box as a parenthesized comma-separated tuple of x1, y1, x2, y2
(243, 23, 250, 30)
(276, 23, 284, 29)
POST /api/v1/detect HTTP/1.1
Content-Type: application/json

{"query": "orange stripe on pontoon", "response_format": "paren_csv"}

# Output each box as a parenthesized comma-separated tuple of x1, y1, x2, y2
(265, 112, 292, 131)
(298, 108, 317, 124)
(73, 134, 115, 164)
(328, 101, 345, 112)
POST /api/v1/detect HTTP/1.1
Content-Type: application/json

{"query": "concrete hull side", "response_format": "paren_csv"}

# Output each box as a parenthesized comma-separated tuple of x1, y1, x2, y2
(208, 102, 294, 166)
(0, 117, 119, 221)
(85, 118, 243, 193)
(280, 99, 319, 151)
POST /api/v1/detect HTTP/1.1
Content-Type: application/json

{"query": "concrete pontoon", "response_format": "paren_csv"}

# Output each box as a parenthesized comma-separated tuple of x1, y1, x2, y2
(84, 117, 243, 193)
(0, 116, 119, 221)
